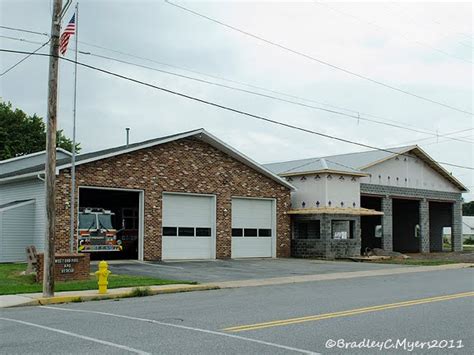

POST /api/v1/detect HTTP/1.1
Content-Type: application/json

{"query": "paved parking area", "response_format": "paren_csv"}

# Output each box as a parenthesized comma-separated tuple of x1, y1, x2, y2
(104, 258, 408, 283)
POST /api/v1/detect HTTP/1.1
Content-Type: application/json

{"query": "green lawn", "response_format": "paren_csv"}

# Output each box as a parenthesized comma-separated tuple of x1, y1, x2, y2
(0, 263, 194, 295)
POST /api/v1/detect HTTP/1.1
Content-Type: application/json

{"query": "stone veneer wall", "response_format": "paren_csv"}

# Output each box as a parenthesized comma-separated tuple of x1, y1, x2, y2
(54, 137, 292, 260)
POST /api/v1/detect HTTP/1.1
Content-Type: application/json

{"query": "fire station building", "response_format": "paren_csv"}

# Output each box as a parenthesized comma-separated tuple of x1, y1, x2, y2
(0, 129, 467, 262)
(0, 129, 293, 262)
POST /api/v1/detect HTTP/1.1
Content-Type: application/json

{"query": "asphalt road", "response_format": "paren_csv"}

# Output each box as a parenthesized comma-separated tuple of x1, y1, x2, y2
(105, 258, 407, 283)
(1, 268, 473, 354)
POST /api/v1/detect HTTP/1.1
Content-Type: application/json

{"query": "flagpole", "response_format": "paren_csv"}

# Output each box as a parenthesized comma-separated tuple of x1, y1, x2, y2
(69, 2, 79, 253)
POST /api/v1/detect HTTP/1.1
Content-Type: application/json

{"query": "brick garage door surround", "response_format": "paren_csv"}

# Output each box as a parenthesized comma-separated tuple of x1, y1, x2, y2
(54, 138, 292, 260)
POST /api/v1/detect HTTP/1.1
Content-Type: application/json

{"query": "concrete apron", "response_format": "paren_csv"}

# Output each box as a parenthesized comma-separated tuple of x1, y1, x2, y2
(1, 263, 472, 308)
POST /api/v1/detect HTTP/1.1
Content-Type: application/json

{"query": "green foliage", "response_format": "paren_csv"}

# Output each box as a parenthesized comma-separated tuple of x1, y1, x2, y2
(0, 263, 193, 295)
(0, 101, 81, 160)
(463, 201, 474, 216)
(464, 238, 474, 245)
(128, 287, 152, 297)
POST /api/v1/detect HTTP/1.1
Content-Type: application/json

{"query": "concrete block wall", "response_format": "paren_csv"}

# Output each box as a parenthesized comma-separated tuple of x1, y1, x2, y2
(362, 184, 463, 253)
(452, 200, 463, 252)
(419, 199, 430, 253)
(291, 214, 361, 259)
(381, 197, 393, 252)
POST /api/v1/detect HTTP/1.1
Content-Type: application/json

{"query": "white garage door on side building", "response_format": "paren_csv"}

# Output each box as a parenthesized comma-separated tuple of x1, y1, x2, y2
(162, 193, 216, 260)
(231, 198, 275, 258)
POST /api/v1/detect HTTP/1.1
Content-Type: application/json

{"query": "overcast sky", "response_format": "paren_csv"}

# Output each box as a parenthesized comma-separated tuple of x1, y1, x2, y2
(1, 1, 473, 200)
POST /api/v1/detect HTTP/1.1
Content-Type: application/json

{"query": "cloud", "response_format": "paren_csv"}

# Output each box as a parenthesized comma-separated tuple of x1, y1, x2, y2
(0, 0, 472, 200)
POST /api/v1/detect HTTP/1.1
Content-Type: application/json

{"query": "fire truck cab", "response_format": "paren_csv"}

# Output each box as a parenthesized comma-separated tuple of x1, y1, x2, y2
(78, 208, 122, 252)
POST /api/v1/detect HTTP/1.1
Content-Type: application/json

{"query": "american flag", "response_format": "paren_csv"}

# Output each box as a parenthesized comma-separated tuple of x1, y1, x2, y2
(59, 14, 76, 56)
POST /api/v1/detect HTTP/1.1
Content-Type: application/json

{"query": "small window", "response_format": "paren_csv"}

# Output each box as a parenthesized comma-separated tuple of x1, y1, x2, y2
(244, 228, 258, 237)
(163, 227, 177, 236)
(332, 220, 350, 240)
(259, 229, 272, 237)
(196, 228, 211, 237)
(232, 228, 243, 237)
(178, 227, 194, 237)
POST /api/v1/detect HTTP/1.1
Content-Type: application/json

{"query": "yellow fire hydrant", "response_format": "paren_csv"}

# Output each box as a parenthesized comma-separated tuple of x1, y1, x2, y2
(95, 260, 111, 294)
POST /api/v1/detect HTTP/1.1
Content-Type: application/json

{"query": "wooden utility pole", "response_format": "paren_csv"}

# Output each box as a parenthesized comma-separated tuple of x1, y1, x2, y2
(43, 0, 63, 297)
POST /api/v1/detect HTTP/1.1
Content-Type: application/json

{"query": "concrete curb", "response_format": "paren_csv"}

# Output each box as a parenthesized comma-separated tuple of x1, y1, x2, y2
(1, 262, 471, 308)
(1, 284, 220, 308)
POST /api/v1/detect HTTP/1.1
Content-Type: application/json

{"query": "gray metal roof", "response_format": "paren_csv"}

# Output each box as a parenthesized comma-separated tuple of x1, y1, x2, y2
(264, 146, 416, 175)
(0, 129, 201, 180)
(264, 146, 415, 175)
(318, 146, 415, 170)
(0, 148, 71, 176)
(264, 145, 467, 192)
(0, 129, 294, 190)
(264, 157, 365, 176)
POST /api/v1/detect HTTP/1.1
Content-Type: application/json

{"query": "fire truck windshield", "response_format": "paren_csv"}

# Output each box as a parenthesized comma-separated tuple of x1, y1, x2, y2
(79, 214, 96, 229)
(98, 214, 113, 229)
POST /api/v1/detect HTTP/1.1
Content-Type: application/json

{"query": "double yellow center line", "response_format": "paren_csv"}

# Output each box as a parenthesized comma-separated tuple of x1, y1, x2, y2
(223, 291, 474, 333)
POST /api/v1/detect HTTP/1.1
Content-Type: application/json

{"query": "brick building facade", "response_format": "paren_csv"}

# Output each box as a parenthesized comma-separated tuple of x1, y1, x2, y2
(53, 135, 292, 260)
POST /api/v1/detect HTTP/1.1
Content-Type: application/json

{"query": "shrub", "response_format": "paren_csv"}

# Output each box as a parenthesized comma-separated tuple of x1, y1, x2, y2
(129, 287, 152, 297)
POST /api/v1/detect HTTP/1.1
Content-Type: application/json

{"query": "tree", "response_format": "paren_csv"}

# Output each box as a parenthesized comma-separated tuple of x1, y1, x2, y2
(0, 101, 80, 160)
(463, 201, 474, 216)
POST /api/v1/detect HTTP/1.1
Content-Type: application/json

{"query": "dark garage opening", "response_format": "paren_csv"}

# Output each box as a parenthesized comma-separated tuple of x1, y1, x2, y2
(79, 187, 140, 260)
(429, 201, 452, 252)
(393, 199, 420, 253)
(360, 196, 382, 253)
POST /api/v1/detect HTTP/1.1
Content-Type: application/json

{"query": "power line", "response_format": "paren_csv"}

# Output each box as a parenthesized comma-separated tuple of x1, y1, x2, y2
(54, 39, 474, 141)
(0, 25, 49, 37)
(77, 51, 473, 144)
(0, 39, 50, 76)
(1, 47, 472, 171)
(388, 2, 474, 45)
(394, 127, 474, 147)
(314, 1, 473, 63)
(423, 134, 474, 148)
(2, 30, 473, 144)
(164, 0, 473, 116)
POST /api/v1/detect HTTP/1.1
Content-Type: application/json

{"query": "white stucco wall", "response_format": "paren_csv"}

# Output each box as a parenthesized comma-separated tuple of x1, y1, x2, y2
(326, 175, 361, 208)
(360, 153, 461, 192)
(288, 173, 361, 209)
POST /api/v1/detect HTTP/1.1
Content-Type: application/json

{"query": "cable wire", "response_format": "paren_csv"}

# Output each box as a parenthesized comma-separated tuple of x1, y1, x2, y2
(78, 51, 474, 144)
(164, 0, 473, 116)
(0, 25, 49, 37)
(2, 31, 473, 144)
(0, 39, 50, 76)
(314, 1, 473, 62)
(2, 47, 472, 171)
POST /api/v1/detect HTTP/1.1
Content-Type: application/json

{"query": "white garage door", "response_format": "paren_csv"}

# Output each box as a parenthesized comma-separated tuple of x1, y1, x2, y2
(231, 198, 275, 258)
(162, 193, 215, 260)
